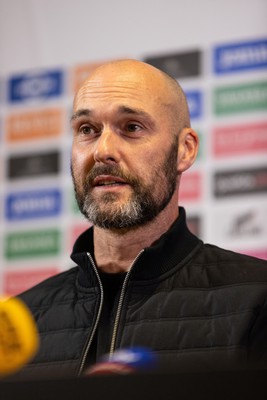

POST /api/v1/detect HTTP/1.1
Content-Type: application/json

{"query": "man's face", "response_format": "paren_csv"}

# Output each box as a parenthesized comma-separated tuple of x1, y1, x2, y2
(71, 63, 180, 230)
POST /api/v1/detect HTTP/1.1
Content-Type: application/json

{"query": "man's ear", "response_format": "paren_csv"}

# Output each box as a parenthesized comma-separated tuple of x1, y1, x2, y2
(177, 128, 199, 173)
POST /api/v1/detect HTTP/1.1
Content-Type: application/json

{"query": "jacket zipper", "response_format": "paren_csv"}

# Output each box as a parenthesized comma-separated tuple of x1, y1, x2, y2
(78, 249, 144, 374)
(78, 252, 104, 376)
(108, 249, 144, 360)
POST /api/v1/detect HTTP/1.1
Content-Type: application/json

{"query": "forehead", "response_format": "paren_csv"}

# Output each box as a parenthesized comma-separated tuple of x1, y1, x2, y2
(73, 67, 171, 114)
(75, 81, 145, 107)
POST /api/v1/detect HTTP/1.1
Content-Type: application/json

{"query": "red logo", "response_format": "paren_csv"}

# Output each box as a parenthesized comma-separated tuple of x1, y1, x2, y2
(213, 121, 267, 157)
(179, 171, 202, 202)
(3, 268, 59, 296)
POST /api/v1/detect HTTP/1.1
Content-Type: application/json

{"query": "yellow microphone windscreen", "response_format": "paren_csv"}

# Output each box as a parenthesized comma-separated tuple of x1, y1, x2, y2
(0, 297, 39, 377)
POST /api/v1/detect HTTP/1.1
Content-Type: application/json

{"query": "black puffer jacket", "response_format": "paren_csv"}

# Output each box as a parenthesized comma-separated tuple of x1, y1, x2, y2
(16, 208, 267, 380)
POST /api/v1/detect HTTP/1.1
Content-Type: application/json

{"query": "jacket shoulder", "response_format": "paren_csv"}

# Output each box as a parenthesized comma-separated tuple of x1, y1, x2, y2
(191, 243, 267, 286)
(201, 244, 267, 267)
(18, 267, 79, 308)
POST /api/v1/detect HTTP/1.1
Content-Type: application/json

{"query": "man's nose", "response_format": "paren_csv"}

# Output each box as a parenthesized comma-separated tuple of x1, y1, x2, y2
(93, 128, 120, 164)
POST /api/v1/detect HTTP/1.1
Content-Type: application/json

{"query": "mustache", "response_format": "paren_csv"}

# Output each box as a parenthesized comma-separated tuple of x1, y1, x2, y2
(86, 165, 139, 187)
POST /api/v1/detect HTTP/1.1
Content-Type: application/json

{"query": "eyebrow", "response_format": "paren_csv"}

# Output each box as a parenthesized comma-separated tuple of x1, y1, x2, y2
(70, 105, 155, 127)
(70, 109, 91, 122)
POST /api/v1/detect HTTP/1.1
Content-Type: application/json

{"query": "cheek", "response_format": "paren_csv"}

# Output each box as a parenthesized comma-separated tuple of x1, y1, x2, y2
(142, 143, 176, 182)
(130, 155, 160, 189)
(71, 147, 95, 179)
(141, 148, 165, 173)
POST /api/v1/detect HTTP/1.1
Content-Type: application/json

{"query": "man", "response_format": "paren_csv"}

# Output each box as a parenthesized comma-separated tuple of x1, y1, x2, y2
(16, 59, 267, 379)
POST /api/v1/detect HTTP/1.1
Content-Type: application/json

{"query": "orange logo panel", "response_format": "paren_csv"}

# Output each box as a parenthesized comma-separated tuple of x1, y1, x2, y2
(6, 108, 64, 142)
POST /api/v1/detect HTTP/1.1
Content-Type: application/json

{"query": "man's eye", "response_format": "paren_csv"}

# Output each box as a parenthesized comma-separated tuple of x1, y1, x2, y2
(126, 123, 142, 133)
(79, 125, 95, 135)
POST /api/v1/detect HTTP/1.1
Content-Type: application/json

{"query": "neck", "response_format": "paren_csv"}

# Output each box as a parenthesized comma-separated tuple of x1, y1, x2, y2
(93, 198, 179, 273)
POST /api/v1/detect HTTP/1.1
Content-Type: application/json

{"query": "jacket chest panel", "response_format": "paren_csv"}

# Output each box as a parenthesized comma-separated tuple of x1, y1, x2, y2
(117, 283, 266, 351)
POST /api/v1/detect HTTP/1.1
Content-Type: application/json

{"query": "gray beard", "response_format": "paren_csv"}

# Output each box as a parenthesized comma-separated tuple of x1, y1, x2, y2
(82, 192, 145, 229)
(72, 137, 178, 230)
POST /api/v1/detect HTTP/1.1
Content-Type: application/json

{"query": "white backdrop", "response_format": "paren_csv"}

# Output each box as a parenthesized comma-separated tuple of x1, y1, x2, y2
(0, 0, 267, 296)
(1, 0, 267, 74)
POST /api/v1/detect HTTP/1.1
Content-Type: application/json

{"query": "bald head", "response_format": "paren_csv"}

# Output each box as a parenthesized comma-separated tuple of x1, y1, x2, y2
(74, 59, 190, 134)
(71, 59, 199, 230)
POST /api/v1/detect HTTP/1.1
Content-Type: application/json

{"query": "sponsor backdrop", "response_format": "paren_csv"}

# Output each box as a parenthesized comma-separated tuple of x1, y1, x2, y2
(0, 0, 267, 296)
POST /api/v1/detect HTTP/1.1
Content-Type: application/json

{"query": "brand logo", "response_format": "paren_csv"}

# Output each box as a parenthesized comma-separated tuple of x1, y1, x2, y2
(228, 210, 263, 236)
(213, 204, 267, 246)
(6, 108, 64, 142)
(3, 268, 58, 296)
(5, 229, 61, 259)
(214, 166, 267, 197)
(144, 50, 201, 78)
(214, 38, 267, 74)
(185, 90, 202, 119)
(5, 189, 62, 221)
(213, 121, 267, 156)
(180, 171, 202, 201)
(7, 150, 60, 180)
(214, 81, 267, 115)
(8, 70, 64, 103)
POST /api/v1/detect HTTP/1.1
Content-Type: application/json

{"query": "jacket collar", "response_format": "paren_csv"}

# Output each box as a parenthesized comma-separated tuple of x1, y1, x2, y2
(71, 207, 202, 283)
